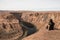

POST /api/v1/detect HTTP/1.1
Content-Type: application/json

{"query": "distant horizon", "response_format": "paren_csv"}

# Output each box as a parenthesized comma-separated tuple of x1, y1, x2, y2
(0, 10, 60, 12)
(0, 0, 60, 11)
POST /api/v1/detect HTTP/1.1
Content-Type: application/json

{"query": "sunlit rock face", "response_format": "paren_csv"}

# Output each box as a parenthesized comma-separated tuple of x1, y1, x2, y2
(0, 13, 23, 40)
(0, 11, 60, 40)
(21, 11, 60, 40)
(21, 11, 60, 30)
(1, 11, 60, 30)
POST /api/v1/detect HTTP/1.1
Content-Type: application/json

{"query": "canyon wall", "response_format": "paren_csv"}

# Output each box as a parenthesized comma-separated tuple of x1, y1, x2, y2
(0, 11, 60, 40)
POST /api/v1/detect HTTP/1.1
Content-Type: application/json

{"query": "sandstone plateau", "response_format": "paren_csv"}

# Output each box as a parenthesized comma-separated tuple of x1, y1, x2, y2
(0, 11, 60, 40)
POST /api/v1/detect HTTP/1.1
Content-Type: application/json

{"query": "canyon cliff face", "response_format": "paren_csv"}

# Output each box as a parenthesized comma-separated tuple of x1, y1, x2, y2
(0, 11, 60, 40)
(0, 13, 23, 40)
(21, 11, 60, 30)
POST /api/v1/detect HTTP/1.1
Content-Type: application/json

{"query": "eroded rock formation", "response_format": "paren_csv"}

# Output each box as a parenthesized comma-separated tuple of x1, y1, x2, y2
(0, 11, 60, 40)
(0, 13, 23, 40)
